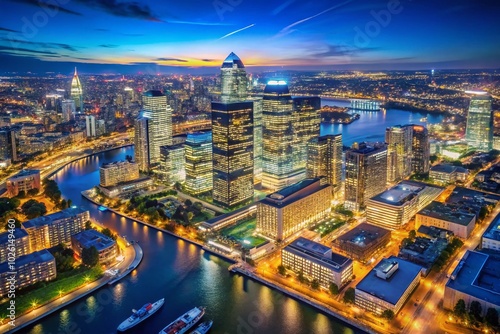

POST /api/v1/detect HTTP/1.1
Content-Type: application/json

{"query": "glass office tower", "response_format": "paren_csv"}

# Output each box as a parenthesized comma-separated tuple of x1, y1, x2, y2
(465, 93, 493, 151)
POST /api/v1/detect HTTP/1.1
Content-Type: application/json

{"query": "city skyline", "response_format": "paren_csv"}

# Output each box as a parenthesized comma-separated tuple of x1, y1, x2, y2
(1, 0, 500, 73)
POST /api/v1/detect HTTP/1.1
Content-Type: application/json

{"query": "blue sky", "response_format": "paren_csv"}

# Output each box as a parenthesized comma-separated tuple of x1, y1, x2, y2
(0, 0, 499, 73)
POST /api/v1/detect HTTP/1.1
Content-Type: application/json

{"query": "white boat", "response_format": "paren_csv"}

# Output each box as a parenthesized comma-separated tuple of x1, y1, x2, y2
(192, 320, 213, 334)
(159, 306, 205, 334)
(117, 298, 164, 331)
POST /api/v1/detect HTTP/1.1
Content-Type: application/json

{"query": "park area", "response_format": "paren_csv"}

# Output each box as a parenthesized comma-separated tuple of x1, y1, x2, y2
(309, 217, 345, 237)
(220, 217, 267, 249)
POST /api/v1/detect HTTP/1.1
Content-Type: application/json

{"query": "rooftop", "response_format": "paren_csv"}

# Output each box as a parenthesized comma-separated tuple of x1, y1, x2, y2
(370, 180, 439, 206)
(483, 212, 500, 241)
(221, 52, 245, 69)
(101, 160, 136, 169)
(285, 237, 352, 272)
(446, 250, 500, 307)
(430, 164, 468, 174)
(22, 207, 88, 229)
(260, 178, 330, 208)
(0, 228, 28, 244)
(0, 249, 54, 273)
(143, 90, 164, 97)
(348, 142, 387, 155)
(72, 229, 116, 251)
(336, 223, 391, 248)
(356, 256, 422, 305)
(418, 201, 476, 226)
(9, 169, 40, 179)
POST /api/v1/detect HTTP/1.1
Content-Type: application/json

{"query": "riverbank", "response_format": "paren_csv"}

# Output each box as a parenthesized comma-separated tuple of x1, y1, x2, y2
(381, 101, 451, 116)
(1, 242, 142, 334)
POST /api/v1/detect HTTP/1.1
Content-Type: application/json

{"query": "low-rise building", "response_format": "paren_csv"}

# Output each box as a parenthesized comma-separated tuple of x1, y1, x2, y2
(482, 213, 500, 251)
(333, 223, 391, 263)
(282, 237, 353, 289)
(71, 229, 118, 265)
(6, 169, 41, 197)
(444, 250, 500, 318)
(98, 177, 153, 198)
(99, 160, 140, 187)
(355, 256, 422, 315)
(0, 229, 30, 263)
(398, 236, 448, 275)
(0, 249, 56, 297)
(22, 207, 89, 251)
(366, 180, 443, 230)
(415, 201, 476, 239)
(256, 178, 332, 241)
(430, 164, 469, 184)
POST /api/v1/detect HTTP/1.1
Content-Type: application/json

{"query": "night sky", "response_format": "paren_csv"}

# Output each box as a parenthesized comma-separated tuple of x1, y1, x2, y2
(1, 0, 499, 73)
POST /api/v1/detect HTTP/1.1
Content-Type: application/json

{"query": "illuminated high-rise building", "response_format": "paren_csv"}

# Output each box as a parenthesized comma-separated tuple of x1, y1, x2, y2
(185, 132, 213, 195)
(85, 115, 96, 137)
(220, 52, 247, 102)
(134, 115, 150, 171)
(386, 125, 413, 183)
(306, 134, 343, 194)
(70, 67, 83, 112)
(465, 92, 493, 151)
(252, 97, 263, 187)
(293, 97, 321, 170)
(262, 80, 303, 191)
(411, 125, 430, 174)
(141, 90, 173, 165)
(345, 142, 387, 212)
(61, 99, 75, 122)
(0, 127, 18, 162)
(159, 145, 185, 185)
(212, 101, 254, 208)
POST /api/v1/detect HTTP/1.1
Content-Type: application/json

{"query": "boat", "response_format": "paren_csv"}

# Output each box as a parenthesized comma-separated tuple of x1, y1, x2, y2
(98, 205, 108, 212)
(191, 320, 213, 334)
(117, 298, 164, 331)
(159, 306, 205, 334)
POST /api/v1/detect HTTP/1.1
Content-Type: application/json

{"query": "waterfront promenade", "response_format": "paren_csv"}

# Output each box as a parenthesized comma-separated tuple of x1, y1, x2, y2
(1, 242, 142, 334)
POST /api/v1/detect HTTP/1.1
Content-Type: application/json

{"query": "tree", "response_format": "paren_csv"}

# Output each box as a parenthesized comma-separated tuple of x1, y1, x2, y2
(21, 199, 47, 219)
(298, 270, 306, 284)
(27, 188, 39, 197)
(16, 190, 26, 199)
(311, 279, 320, 290)
(485, 308, 499, 327)
(4, 218, 21, 230)
(469, 300, 482, 321)
(343, 287, 355, 304)
(408, 230, 416, 240)
(85, 221, 92, 230)
(278, 265, 286, 276)
(381, 310, 394, 320)
(43, 179, 62, 204)
(454, 299, 467, 319)
(184, 199, 192, 207)
(329, 283, 339, 295)
(101, 227, 117, 240)
(479, 206, 489, 222)
(81, 246, 99, 267)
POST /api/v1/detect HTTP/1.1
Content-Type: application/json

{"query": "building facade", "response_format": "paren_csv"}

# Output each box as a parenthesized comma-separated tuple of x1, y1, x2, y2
(85, 115, 96, 137)
(344, 142, 388, 212)
(6, 169, 41, 197)
(282, 237, 353, 289)
(429, 164, 469, 184)
(482, 214, 500, 251)
(0, 229, 30, 263)
(134, 115, 150, 171)
(465, 93, 493, 151)
(306, 134, 343, 194)
(0, 127, 18, 162)
(185, 132, 213, 195)
(99, 160, 140, 187)
(61, 99, 75, 122)
(411, 125, 430, 174)
(212, 101, 254, 208)
(71, 229, 118, 266)
(293, 97, 321, 171)
(333, 223, 391, 262)
(416, 201, 476, 239)
(386, 125, 413, 183)
(70, 67, 83, 112)
(159, 144, 185, 184)
(0, 250, 56, 297)
(22, 207, 89, 251)
(220, 52, 248, 102)
(256, 178, 332, 241)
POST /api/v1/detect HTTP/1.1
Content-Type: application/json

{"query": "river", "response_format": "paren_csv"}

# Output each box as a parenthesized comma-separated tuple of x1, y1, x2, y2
(24, 104, 444, 334)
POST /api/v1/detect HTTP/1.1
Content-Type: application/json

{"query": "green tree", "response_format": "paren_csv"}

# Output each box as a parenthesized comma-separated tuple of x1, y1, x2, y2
(16, 190, 26, 199)
(184, 199, 193, 207)
(343, 287, 355, 304)
(277, 265, 286, 276)
(4, 218, 21, 230)
(381, 309, 394, 320)
(453, 299, 467, 319)
(298, 270, 306, 284)
(81, 246, 99, 267)
(479, 206, 489, 222)
(469, 300, 482, 321)
(409, 230, 416, 240)
(311, 279, 320, 290)
(329, 283, 339, 295)
(43, 179, 62, 204)
(85, 221, 92, 230)
(485, 307, 499, 327)
(101, 227, 117, 240)
(21, 199, 47, 219)
(27, 188, 39, 197)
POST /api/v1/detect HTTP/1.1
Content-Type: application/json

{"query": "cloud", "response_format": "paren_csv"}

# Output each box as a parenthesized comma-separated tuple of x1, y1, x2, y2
(312, 44, 380, 58)
(155, 58, 188, 63)
(1, 38, 79, 51)
(167, 20, 231, 26)
(272, 0, 296, 15)
(274, 0, 353, 38)
(219, 24, 255, 40)
(201, 59, 214, 62)
(0, 27, 20, 33)
(99, 44, 119, 48)
(12, 0, 82, 16)
(0, 45, 59, 56)
(75, 0, 163, 22)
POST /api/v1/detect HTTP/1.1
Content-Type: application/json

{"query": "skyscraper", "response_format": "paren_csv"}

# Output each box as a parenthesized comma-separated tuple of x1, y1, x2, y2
(386, 125, 413, 183)
(70, 67, 83, 112)
(220, 52, 247, 102)
(185, 132, 213, 195)
(212, 101, 254, 208)
(411, 125, 430, 174)
(85, 115, 96, 137)
(306, 134, 343, 194)
(0, 128, 18, 162)
(61, 99, 75, 122)
(345, 142, 388, 212)
(293, 97, 321, 170)
(252, 97, 263, 187)
(465, 92, 493, 151)
(134, 115, 150, 172)
(262, 80, 303, 191)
